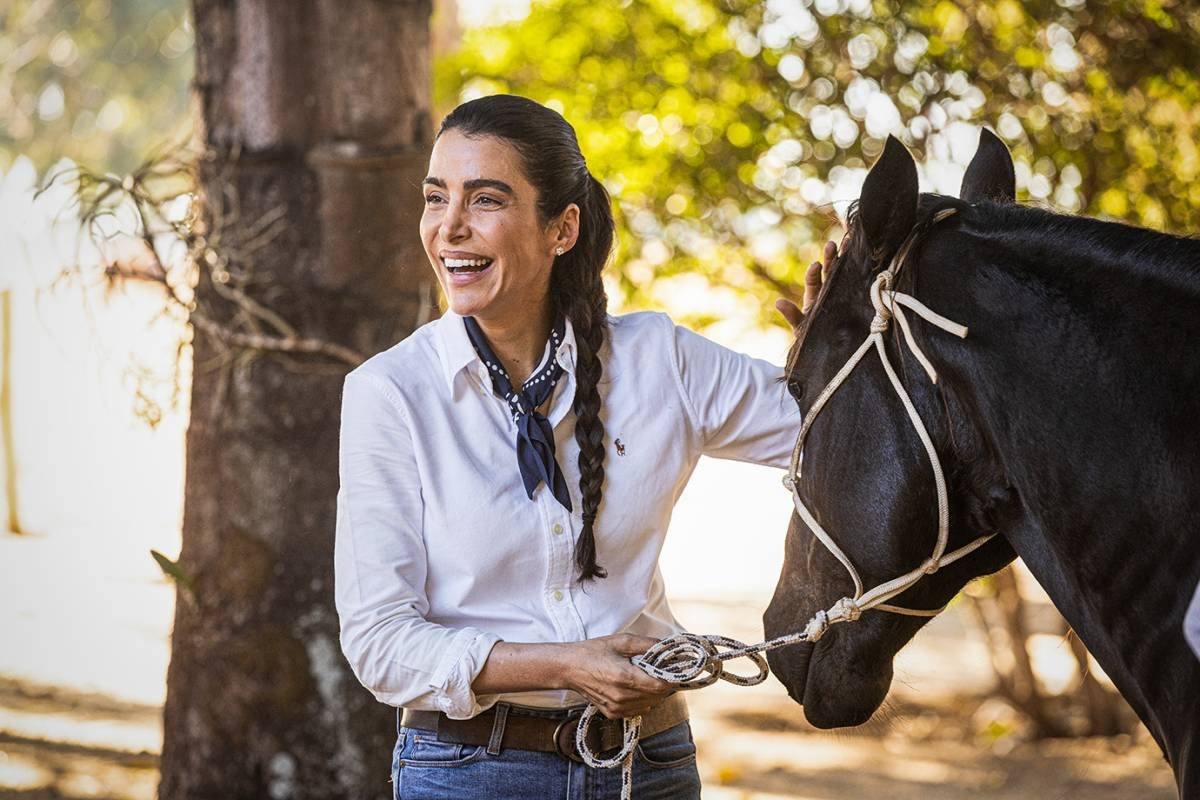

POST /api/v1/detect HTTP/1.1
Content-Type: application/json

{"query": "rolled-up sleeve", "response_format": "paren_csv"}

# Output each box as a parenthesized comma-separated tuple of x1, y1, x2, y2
(667, 317, 801, 469)
(334, 370, 502, 718)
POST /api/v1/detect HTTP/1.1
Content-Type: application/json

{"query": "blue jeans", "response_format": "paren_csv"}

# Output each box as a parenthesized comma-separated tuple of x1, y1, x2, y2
(390, 712, 701, 800)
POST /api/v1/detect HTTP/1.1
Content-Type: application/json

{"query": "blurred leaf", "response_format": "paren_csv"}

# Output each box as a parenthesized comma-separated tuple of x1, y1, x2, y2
(151, 547, 194, 594)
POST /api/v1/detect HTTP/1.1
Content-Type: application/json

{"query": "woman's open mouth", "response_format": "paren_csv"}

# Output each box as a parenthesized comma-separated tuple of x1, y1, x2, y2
(444, 257, 494, 274)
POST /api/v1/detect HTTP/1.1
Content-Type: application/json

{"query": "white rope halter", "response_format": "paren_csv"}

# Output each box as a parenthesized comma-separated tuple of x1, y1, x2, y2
(782, 207, 995, 621)
(576, 207, 995, 799)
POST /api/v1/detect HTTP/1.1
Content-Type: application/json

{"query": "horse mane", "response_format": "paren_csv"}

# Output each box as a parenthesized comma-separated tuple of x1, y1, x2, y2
(962, 199, 1200, 290)
(846, 194, 1200, 304)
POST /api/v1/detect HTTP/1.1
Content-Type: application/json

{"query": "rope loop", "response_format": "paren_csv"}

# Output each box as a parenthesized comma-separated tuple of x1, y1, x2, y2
(631, 632, 771, 688)
(574, 704, 639, 769)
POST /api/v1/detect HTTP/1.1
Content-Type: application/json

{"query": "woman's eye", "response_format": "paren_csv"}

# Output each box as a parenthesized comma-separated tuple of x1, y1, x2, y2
(475, 195, 501, 207)
(424, 194, 444, 205)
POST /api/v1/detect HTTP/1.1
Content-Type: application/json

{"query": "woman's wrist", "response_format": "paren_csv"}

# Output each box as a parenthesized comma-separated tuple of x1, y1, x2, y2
(547, 641, 581, 691)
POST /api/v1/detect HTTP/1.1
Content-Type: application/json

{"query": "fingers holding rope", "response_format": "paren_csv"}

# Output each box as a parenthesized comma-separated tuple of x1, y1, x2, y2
(574, 631, 780, 799)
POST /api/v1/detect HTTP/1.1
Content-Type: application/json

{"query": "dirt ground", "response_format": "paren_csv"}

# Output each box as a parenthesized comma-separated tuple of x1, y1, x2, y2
(0, 587, 1176, 799)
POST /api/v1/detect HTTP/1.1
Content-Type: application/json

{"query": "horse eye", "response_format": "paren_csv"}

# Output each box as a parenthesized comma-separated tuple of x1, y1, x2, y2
(786, 377, 805, 401)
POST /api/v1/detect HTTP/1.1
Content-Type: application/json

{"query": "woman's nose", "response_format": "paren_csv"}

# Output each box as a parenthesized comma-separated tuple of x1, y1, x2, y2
(441, 201, 469, 242)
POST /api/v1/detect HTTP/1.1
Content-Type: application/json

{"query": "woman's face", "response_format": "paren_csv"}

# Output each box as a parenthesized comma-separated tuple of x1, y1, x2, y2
(420, 129, 572, 323)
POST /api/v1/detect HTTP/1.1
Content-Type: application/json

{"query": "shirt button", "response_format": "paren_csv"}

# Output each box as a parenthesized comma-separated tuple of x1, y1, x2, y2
(553, 590, 564, 602)
(552, 524, 564, 535)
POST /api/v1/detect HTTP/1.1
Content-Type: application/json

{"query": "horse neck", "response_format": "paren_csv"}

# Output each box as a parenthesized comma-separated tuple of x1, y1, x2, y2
(918, 222, 1200, 769)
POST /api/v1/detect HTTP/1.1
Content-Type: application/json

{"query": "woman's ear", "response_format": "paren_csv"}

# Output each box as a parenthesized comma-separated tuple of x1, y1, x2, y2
(549, 203, 581, 255)
(859, 135, 918, 263)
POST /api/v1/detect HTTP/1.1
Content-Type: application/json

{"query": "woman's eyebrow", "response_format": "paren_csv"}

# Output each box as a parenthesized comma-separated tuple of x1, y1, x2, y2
(465, 178, 513, 194)
(421, 176, 514, 195)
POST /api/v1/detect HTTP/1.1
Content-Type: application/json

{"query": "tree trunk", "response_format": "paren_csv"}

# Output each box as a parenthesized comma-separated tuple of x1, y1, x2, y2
(967, 566, 1069, 737)
(159, 3, 435, 798)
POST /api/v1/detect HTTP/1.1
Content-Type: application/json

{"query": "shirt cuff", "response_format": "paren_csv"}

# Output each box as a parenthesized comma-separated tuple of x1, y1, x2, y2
(429, 628, 504, 719)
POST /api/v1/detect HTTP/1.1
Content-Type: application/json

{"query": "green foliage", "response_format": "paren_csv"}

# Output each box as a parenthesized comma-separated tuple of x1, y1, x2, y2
(437, 0, 1200, 326)
(7, 0, 1198, 329)
(0, 0, 193, 177)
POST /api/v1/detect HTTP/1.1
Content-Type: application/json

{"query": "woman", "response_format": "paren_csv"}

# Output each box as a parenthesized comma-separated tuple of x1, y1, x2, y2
(333, 94, 832, 799)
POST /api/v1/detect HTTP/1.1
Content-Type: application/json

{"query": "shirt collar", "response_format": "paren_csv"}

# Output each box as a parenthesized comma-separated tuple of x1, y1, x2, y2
(436, 309, 577, 399)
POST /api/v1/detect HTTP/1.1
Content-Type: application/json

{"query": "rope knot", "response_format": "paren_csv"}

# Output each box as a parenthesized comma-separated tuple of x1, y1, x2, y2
(922, 558, 940, 575)
(803, 610, 829, 642)
(802, 597, 863, 642)
(869, 270, 895, 333)
(828, 596, 862, 623)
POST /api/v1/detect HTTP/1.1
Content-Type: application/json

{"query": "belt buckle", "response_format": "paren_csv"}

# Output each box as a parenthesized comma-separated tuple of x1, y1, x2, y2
(553, 709, 586, 763)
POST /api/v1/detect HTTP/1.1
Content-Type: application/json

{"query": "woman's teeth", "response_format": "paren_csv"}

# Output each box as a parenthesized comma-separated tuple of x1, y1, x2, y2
(445, 258, 494, 273)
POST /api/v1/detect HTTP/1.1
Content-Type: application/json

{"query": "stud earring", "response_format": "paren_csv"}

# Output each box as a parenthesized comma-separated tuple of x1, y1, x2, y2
(555, 246, 565, 256)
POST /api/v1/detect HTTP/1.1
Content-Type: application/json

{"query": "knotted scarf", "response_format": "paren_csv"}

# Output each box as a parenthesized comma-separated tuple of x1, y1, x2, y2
(463, 315, 573, 513)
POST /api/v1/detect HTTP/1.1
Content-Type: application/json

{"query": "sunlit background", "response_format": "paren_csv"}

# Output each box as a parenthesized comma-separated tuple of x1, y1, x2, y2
(3, 0, 1194, 796)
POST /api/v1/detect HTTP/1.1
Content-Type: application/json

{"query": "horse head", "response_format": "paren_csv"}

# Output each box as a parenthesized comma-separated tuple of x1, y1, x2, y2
(762, 131, 1021, 728)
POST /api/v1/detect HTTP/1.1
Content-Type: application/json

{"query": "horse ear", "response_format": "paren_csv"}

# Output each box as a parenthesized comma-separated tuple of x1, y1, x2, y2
(859, 134, 918, 263)
(961, 128, 1015, 203)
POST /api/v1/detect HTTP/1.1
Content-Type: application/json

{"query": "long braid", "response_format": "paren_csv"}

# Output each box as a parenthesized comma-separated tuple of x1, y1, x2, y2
(555, 175, 613, 581)
(569, 309, 607, 578)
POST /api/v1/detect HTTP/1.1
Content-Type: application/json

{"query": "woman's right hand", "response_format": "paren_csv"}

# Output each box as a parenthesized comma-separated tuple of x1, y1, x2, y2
(776, 240, 836, 332)
(561, 633, 675, 720)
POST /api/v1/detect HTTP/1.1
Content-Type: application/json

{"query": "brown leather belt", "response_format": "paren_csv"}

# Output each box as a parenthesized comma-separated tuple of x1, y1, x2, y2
(400, 694, 688, 763)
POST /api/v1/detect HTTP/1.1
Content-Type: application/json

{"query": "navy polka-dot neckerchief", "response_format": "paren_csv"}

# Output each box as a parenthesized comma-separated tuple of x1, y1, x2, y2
(462, 314, 573, 513)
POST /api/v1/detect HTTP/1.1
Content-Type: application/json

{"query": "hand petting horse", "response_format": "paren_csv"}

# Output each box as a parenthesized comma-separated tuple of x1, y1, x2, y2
(765, 129, 1200, 797)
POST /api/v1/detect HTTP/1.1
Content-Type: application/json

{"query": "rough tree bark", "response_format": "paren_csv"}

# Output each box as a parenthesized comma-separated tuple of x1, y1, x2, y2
(159, 2, 435, 798)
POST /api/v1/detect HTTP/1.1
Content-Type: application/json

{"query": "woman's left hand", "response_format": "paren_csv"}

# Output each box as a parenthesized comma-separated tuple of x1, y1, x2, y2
(776, 240, 836, 332)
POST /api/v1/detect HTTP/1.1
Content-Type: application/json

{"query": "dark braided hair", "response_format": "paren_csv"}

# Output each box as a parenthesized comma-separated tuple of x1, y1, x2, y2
(438, 95, 615, 581)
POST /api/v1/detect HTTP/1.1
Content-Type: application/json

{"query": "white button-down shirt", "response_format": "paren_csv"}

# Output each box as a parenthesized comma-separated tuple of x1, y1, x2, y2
(334, 309, 800, 718)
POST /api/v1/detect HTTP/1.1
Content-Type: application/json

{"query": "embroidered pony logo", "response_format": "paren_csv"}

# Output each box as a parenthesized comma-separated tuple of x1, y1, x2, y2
(615, 439, 626, 457)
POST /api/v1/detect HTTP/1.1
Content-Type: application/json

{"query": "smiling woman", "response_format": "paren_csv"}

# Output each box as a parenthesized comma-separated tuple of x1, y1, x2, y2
(332, 93, 833, 800)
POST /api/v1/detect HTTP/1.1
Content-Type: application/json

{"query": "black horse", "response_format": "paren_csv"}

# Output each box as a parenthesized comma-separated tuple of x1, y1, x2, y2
(763, 130, 1200, 795)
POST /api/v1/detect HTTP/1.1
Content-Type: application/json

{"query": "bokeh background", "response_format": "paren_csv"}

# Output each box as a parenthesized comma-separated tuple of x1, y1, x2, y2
(2, 0, 1196, 797)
